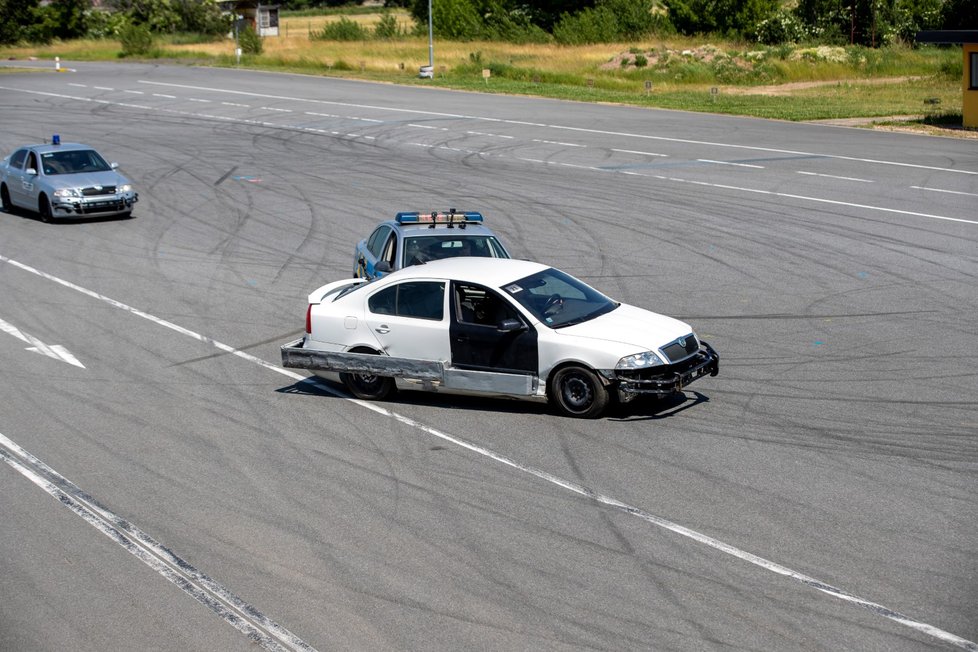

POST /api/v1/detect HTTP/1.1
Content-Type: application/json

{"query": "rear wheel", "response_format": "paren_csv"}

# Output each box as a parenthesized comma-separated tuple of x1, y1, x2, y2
(340, 348, 395, 400)
(549, 365, 609, 418)
(38, 195, 52, 223)
(0, 184, 11, 212)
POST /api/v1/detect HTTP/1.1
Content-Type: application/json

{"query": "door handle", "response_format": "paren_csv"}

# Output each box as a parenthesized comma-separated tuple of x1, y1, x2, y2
(375, 325, 390, 334)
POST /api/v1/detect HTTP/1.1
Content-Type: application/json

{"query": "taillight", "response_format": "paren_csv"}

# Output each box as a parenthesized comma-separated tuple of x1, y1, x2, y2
(305, 304, 312, 334)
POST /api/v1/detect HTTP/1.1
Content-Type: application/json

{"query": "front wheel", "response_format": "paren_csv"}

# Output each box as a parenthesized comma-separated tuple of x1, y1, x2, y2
(340, 348, 395, 400)
(549, 365, 609, 418)
(38, 195, 52, 223)
(0, 184, 11, 212)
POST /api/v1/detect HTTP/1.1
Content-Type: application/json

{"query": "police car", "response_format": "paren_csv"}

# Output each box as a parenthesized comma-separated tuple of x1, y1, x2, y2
(353, 210, 510, 279)
(282, 258, 719, 418)
(0, 137, 138, 222)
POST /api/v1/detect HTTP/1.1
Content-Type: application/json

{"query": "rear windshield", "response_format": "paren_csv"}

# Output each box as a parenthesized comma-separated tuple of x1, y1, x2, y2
(403, 235, 509, 267)
(40, 150, 111, 175)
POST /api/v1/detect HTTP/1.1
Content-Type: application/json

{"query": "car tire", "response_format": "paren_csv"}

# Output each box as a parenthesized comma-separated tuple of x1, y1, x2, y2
(38, 195, 52, 223)
(0, 184, 11, 213)
(549, 365, 609, 419)
(340, 347, 395, 400)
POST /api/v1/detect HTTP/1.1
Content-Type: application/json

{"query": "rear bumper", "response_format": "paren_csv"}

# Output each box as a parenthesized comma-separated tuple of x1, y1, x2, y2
(614, 342, 719, 401)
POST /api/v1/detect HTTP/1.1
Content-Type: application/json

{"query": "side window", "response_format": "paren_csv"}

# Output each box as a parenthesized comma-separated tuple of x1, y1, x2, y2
(366, 226, 391, 258)
(9, 149, 27, 170)
(26, 152, 39, 173)
(381, 233, 396, 266)
(369, 281, 445, 321)
(454, 282, 518, 326)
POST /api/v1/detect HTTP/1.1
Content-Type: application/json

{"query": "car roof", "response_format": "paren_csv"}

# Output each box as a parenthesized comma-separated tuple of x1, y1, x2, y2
(380, 257, 548, 288)
(21, 143, 94, 155)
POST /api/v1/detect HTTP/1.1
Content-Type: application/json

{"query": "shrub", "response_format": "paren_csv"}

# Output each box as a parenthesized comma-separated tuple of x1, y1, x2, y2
(119, 21, 153, 56)
(553, 6, 618, 44)
(374, 12, 401, 39)
(634, 53, 648, 67)
(238, 23, 262, 54)
(315, 17, 369, 41)
(755, 10, 807, 44)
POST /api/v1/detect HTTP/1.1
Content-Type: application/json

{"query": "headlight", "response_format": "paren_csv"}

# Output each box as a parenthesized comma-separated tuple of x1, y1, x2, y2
(53, 188, 82, 198)
(118, 184, 132, 193)
(616, 351, 665, 370)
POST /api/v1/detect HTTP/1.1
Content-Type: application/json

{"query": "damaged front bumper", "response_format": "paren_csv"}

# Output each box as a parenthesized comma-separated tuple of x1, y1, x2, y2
(611, 342, 719, 402)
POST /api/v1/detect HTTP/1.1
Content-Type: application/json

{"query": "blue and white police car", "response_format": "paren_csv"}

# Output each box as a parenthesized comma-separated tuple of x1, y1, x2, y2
(353, 210, 510, 280)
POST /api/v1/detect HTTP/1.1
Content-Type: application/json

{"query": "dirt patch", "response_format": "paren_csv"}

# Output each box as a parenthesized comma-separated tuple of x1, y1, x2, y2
(809, 114, 978, 139)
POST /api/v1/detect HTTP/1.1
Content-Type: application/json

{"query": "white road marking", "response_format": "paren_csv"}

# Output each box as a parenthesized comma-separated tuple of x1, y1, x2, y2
(0, 85, 972, 228)
(698, 159, 765, 169)
(1, 252, 974, 651)
(68, 83, 86, 87)
(305, 111, 339, 118)
(533, 138, 585, 147)
(123, 90, 144, 95)
(407, 123, 448, 130)
(0, 315, 84, 368)
(797, 171, 873, 182)
(466, 131, 513, 139)
(222, 101, 250, 107)
(93, 86, 114, 91)
(152, 93, 176, 99)
(131, 80, 977, 176)
(910, 185, 978, 197)
(189, 98, 211, 103)
(0, 432, 316, 652)
(612, 148, 668, 157)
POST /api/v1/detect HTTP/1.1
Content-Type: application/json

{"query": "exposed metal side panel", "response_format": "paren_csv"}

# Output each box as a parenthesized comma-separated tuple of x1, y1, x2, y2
(443, 369, 535, 395)
(280, 338, 444, 380)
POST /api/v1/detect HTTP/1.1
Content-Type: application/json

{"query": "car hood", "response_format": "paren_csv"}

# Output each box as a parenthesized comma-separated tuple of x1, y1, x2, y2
(555, 304, 692, 352)
(48, 171, 129, 188)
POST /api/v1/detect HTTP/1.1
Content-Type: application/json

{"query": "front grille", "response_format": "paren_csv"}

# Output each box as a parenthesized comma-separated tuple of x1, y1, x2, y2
(660, 334, 699, 363)
(78, 200, 125, 214)
(81, 186, 116, 196)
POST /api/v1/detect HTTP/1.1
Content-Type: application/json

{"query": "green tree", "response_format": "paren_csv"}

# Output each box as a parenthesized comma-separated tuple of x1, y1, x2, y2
(666, 0, 779, 36)
(411, 0, 482, 39)
(0, 0, 40, 44)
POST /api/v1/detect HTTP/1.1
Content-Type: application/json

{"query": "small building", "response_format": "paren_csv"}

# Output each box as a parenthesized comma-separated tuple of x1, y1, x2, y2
(916, 30, 978, 129)
(219, 1, 280, 37)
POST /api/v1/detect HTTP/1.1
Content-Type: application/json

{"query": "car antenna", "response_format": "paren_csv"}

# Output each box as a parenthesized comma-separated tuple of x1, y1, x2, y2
(448, 207, 456, 229)
(429, 211, 437, 229)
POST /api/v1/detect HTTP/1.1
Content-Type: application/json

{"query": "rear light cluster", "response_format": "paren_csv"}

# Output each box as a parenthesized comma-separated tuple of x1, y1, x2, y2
(305, 304, 312, 334)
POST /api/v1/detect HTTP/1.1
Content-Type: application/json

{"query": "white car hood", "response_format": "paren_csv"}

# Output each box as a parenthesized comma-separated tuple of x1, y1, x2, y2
(555, 304, 692, 352)
(52, 171, 127, 189)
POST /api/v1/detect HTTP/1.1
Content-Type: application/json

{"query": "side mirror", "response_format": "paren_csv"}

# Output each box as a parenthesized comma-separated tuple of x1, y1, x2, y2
(375, 261, 392, 274)
(25, 168, 37, 176)
(497, 318, 526, 333)
(110, 162, 119, 169)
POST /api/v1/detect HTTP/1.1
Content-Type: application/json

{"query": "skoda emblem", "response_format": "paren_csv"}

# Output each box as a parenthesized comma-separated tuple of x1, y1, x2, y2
(678, 337, 686, 347)
(94, 185, 102, 191)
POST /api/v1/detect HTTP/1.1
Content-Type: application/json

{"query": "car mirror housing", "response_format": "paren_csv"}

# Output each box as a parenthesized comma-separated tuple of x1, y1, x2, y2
(375, 261, 392, 273)
(25, 168, 37, 176)
(497, 318, 525, 333)
(110, 162, 119, 169)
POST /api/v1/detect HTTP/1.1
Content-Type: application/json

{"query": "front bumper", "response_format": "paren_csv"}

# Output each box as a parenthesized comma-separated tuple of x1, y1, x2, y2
(613, 342, 719, 402)
(52, 192, 138, 217)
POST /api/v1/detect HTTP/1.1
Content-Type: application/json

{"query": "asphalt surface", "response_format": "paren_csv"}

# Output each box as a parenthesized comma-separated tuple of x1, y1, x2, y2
(1, 60, 976, 652)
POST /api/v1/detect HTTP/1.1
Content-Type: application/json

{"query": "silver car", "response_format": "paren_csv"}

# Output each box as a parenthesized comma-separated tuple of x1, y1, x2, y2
(0, 139, 138, 222)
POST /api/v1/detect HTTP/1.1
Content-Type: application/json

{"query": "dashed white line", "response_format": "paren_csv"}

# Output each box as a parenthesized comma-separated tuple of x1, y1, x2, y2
(533, 138, 585, 147)
(612, 148, 668, 157)
(68, 83, 86, 88)
(189, 98, 212, 103)
(222, 101, 250, 107)
(467, 131, 514, 139)
(152, 93, 176, 99)
(123, 90, 145, 95)
(133, 80, 977, 176)
(1, 252, 975, 651)
(699, 159, 765, 169)
(305, 111, 338, 118)
(798, 171, 873, 182)
(93, 86, 114, 91)
(910, 185, 978, 197)
(259, 106, 293, 113)
(407, 123, 448, 130)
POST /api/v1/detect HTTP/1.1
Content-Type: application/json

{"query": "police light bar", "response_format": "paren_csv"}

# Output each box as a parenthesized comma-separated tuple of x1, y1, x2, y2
(395, 210, 484, 228)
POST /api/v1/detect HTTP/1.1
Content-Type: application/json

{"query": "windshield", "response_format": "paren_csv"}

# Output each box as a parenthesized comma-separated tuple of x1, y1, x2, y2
(40, 150, 111, 175)
(402, 235, 509, 267)
(502, 268, 618, 328)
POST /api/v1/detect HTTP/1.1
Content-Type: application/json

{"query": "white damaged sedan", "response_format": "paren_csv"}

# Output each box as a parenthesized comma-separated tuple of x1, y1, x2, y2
(282, 258, 718, 418)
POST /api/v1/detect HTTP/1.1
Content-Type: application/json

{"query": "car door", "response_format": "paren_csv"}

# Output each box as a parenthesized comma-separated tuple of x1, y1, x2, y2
(363, 280, 450, 361)
(449, 281, 538, 374)
(5, 149, 28, 207)
(20, 150, 42, 208)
